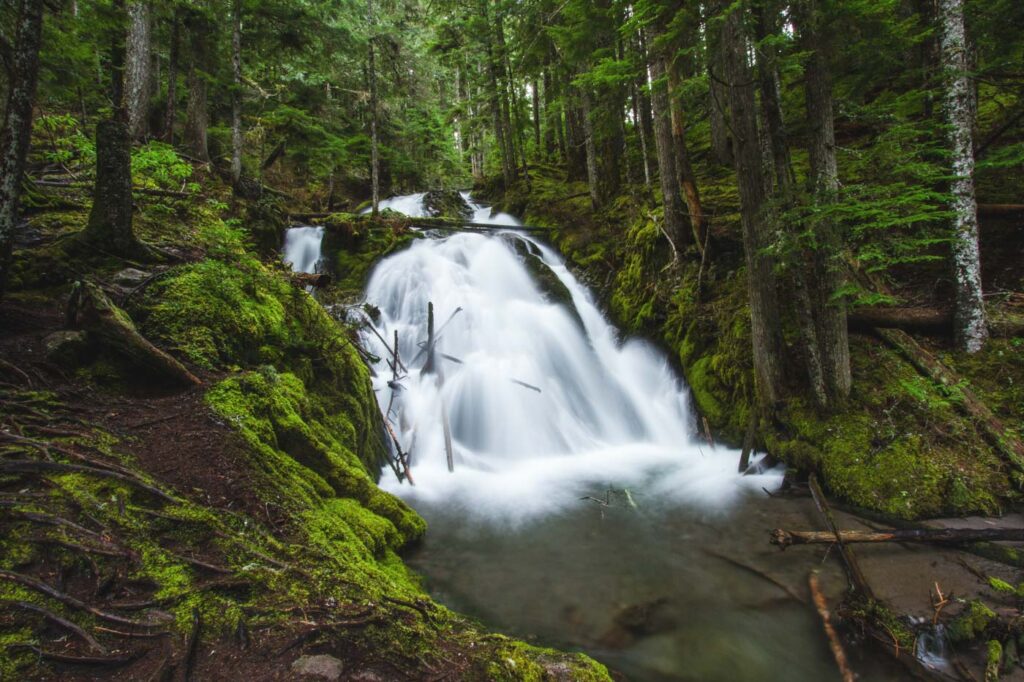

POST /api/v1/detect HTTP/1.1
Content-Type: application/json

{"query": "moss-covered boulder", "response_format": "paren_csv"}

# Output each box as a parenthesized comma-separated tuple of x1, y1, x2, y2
(423, 189, 472, 220)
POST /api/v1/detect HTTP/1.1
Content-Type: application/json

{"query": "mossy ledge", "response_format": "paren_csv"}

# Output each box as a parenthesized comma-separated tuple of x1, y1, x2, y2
(483, 167, 1021, 520)
(1, 194, 610, 679)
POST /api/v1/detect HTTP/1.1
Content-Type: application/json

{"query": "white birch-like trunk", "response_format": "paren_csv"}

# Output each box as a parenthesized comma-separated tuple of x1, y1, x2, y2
(125, 0, 151, 141)
(939, 0, 987, 353)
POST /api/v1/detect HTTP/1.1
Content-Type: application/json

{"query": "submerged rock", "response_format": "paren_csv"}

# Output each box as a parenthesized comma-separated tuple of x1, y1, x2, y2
(423, 189, 472, 220)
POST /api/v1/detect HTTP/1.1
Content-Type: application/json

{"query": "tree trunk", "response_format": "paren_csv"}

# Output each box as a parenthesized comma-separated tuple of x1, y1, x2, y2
(0, 0, 44, 296)
(367, 0, 380, 215)
(721, 2, 785, 404)
(230, 0, 243, 188)
(581, 87, 601, 209)
(667, 58, 705, 249)
(648, 51, 689, 260)
(542, 67, 556, 158)
(531, 77, 541, 162)
(631, 80, 652, 186)
(796, 0, 851, 402)
(183, 9, 210, 162)
(84, 0, 143, 259)
(704, 0, 732, 165)
(163, 8, 179, 143)
(125, 0, 151, 142)
(939, 0, 986, 353)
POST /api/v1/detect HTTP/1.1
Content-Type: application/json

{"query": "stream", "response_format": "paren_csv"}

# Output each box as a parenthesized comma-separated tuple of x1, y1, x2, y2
(285, 194, 911, 681)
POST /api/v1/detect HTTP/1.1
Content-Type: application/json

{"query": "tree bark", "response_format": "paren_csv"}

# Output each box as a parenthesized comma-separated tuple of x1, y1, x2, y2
(649, 54, 688, 257)
(124, 0, 151, 141)
(721, 2, 786, 404)
(0, 0, 44, 296)
(368, 0, 380, 215)
(230, 0, 243, 187)
(183, 9, 210, 162)
(581, 86, 601, 209)
(939, 0, 987, 353)
(706, 3, 732, 166)
(631, 80, 652, 187)
(796, 0, 851, 403)
(84, 0, 143, 259)
(667, 57, 705, 249)
(531, 78, 541, 161)
(163, 8, 179, 143)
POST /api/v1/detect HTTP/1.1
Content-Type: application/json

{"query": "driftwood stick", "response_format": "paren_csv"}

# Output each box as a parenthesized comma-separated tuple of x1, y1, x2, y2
(3, 599, 107, 653)
(808, 474, 874, 599)
(0, 570, 161, 628)
(771, 527, 1024, 547)
(702, 550, 804, 603)
(809, 572, 856, 682)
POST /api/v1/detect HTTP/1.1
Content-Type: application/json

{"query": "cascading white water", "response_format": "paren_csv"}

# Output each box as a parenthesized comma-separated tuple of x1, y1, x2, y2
(360, 193, 780, 523)
(282, 225, 325, 274)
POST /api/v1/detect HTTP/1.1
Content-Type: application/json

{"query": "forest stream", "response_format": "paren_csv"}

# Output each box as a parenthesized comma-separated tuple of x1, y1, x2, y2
(284, 195, 922, 681)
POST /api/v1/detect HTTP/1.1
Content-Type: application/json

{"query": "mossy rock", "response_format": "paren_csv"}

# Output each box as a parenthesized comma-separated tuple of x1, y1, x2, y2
(423, 189, 472, 220)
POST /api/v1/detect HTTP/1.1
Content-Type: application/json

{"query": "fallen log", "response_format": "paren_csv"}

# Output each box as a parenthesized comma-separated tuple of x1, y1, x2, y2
(289, 272, 331, 289)
(67, 281, 201, 387)
(771, 527, 1024, 547)
(848, 305, 1024, 337)
(290, 212, 554, 233)
(978, 203, 1024, 217)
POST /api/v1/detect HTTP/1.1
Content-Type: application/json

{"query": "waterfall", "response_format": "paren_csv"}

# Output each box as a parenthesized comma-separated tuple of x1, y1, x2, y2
(282, 225, 325, 275)
(359, 193, 780, 523)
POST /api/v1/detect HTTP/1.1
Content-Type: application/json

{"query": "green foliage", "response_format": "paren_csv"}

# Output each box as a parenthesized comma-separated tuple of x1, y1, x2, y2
(132, 142, 197, 192)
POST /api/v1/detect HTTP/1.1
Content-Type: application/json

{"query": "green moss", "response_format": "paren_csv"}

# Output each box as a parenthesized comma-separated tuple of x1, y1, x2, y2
(949, 601, 997, 643)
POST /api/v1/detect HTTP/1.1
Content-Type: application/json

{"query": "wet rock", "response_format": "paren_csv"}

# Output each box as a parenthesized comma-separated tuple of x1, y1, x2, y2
(423, 189, 472, 220)
(500, 234, 581, 326)
(112, 267, 151, 287)
(291, 654, 344, 680)
(43, 330, 89, 367)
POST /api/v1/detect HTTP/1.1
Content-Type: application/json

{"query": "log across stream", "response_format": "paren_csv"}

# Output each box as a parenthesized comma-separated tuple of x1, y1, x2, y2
(283, 193, 951, 681)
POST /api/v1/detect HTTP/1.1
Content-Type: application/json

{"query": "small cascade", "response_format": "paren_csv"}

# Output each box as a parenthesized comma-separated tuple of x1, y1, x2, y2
(282, 225, 325, 275)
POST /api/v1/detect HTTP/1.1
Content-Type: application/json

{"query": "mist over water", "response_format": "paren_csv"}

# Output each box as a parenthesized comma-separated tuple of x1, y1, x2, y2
(359, 193, 780, 524)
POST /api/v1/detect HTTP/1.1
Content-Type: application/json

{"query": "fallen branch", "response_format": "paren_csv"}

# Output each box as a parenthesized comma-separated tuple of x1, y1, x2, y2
(808, 573, 856, 682)
(808, 474, 874, 599)
(771, 527, 1024, 547)
(702, 550, 804, 603)
(0, 569, 162, 628)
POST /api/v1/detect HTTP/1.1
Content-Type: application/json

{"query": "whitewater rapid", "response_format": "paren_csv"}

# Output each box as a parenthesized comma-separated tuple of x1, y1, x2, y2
(352, 193, 780, 524)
